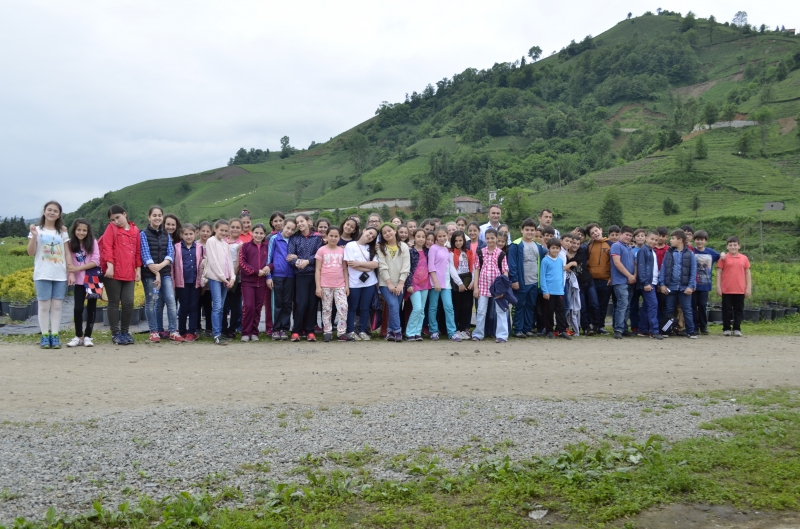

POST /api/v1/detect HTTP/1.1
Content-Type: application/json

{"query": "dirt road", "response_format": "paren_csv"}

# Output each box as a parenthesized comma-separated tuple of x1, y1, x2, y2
(2, 335, 797, 419)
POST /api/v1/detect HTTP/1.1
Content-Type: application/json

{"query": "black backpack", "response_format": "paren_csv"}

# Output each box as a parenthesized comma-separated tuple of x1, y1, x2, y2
(477, 249, 507, 271)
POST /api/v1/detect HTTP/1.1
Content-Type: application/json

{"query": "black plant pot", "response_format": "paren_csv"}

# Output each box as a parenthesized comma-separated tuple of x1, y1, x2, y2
(9, 304, 28, 321)
(0, 300, 9, 316)
(708, 309, 723, 323)
(743, 308, 761, 323)
(760, 308, 773, 321)
(773, 308, 785, 319)
(786, 307, 798, 316)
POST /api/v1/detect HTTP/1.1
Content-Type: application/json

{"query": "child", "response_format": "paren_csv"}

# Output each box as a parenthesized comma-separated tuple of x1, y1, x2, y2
(28, 201, 71, 349)
(563, 232, 592, 335)
(717, 236, 751, 336)
(376, 223, 410, 342)
(344, 227, 380, 341)
(99, 204, 142, 345)
(428, 227, 459, 341)
(532, 227, 544, 246)
(391, 216, 404, 227)
(681, 225, 695, 249)
(425, 231, 435, 250)
(287, 214, 323, 341)
(472, 229, 510, 342)
(585, 223, 612, 336)
(635, 230, 662, 340)
(658, 229, 698, 338)
(629, 228, 647, 333)
(339, 217, 359, 246)
(535, 225, 558, 334)
(315, 218, 330, 241)
(610, 226, 636, 339)
(691, 230, 720, 335)
(66, 218, 99, 347)
(540, 239, 571, 340)
(315, 226, 350, 342)
(465, 222, 484, 255)
(397, 224, 410, 245)
(206, 219, 235, 345)
(653, 226, 670, 322)
(140, 206, 181, 343)
(508, 218, 545, 338)
(196, 220, 214, 338)
(238, 212, 253, 244)
(406, 219, 418, 231)
(173, 224, 204, 342)
(263, 211, 285, 336)
(455, 217, 468, 231)
(607, 225, 621, 244)
(405, 228, 431, 341)
(450, 230, 475, 338)
(239, 223, 270, 341)
(267, 218, 296, 340)
(221, 217, 243, 338)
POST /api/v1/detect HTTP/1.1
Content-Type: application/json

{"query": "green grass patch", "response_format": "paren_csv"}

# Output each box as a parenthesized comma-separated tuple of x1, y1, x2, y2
(5, 389, 800, 528)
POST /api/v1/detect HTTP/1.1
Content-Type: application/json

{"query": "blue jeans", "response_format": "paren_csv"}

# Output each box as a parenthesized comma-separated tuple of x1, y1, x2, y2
(590, 279, 613, 329)
(379, 286, 404, 333)
(406, 289, 429, 337)
(144, 276, 178, 334)
(474, 296, 509, 340)
(664, 290, 695, 335)
(513, 283, 537, 334)
(347, 285, 376, 334)
(612, 283, 634, 333)
(639, 287, 659, 335)
(176, 286, 201, 335)
(428, 288, 456, 337)
(208, 279, 228, 337)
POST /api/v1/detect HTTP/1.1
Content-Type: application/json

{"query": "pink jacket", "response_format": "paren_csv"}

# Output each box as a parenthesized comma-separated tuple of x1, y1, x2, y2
(172, 242, 205, 289)
(70, 239, 101, 286)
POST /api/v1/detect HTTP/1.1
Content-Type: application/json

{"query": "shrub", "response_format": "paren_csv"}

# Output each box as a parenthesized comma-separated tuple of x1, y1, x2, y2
(662, 197, 680, 215)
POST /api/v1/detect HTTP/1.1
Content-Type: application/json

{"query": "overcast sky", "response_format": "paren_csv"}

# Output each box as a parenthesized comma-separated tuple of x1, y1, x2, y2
(0, 1, 793, 216)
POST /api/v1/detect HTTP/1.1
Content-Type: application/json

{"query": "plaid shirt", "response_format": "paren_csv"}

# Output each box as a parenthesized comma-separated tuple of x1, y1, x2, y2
(476, 247, 508, 297)
(139, 228, 174, 266)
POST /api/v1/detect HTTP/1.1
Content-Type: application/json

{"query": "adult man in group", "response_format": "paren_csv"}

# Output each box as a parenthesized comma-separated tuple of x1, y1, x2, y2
(479, 204, 511, 245)
(538, 209, 560, 239)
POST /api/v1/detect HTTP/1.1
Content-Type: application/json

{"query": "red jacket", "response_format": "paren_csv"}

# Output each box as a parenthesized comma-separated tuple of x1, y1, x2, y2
(99, 221, 142, 281)
(239, 239, 270, 287)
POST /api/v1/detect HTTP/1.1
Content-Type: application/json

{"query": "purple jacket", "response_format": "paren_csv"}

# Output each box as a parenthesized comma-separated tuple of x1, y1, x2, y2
(239, 240, 269, 287)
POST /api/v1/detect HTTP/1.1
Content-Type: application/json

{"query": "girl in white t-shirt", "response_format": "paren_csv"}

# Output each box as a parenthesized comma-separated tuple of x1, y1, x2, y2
(27, 200, 71, 349)
(343, 227, 379, 341)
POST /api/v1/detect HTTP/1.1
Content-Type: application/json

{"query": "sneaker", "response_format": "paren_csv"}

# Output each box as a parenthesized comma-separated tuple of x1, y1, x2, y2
(650, 333, 663, 340)
(461, 330, 472, 339)
(83, 336, 94, 347)
(67, 336, 83, 348)
(358, 332, 371, 341)
(450, 334, 462, 342)
(158, 330, 169, 339)
(559, 332, 572, 340)
(496, 338, 507, 343)
(149, 332, 161, 343)
(250, 335, 259, 342)
(676, 330, 688, 337)
(351, 332, 361, 341)
(566, 329, 576, 336)
(598, 328, 610, 335)
(621, 330, 632, 337)
(723, 330, 731, 337)
(204, 330, 213, 339)
(40, 334, 51, 349)
(281, 331, 289, 341)
(430, 332, 440, 341)
(733, 330, 743, 337)
(688, 333, 698, 339)
(307, 333, 316, 342)
(272, 332, 282, 341)
(184, 333, 197, 343)
(613, 332, 622, 339)
(338, 333, 354, 342)
(587, 328, 596, 336)
(112, 333, 124, 345)
(637, 332, 649, 337)
(405, 335, 416, 342)
(50, 335, 61, 349)
(472, 336, 481, 341)
(291, 333, 300, 342)
(700, 329, 709, 336)
(415, 335, 424, 341)
(546, 332, 555, 339)
(241, 335, 250, 342)
(322, 333, 331, 342)
(525, 331, 536, 338)
(170, 332, 184, 343)
(513, 332, 527, 339)
(214, 335, 227, 345)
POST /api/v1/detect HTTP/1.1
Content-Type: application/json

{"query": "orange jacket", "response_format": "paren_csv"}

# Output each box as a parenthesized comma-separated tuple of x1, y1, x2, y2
(587, 238, 611, 281)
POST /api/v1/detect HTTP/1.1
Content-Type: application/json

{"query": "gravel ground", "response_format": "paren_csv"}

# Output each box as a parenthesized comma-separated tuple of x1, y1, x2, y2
(1, 394, 742, 523)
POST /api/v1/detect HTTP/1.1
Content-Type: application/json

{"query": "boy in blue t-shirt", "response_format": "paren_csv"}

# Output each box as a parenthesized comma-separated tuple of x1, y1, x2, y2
(610, 226, 636, 339)
(540, 239, 571, 340)
(691, 230, 720, 335)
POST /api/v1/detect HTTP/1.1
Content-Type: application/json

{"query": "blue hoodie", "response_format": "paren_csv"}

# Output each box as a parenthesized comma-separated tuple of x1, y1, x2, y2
(267, 233, 293, 278)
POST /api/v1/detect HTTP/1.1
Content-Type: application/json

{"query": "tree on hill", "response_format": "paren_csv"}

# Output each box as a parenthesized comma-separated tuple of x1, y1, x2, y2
(598, 188, 623, 228)
(695, 135, 708, 159)
(527, 46, 542, 62)
(347, 133, 370, 173)
(675, 146, 694, 173)
(732, 11, 748, 34)
(702, 102, 719, 126)
(662, 197, 680, 215)
(681, 11, 697, 32)
(736, 129, 755, 156)
(708, 15, 717, 42)
(280, 136, 294, 159)
(721, 102, 737, 122)
(691, 194, 701, 218)
(627, 12, 632, 20)
(752, 107, 774, 149)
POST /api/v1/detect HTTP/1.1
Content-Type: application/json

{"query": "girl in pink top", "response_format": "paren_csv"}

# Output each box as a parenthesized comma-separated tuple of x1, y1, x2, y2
(405, 228, 431, 341)
(66, 219, 100, 347)
(427, 227, 458, 341)
(314, 226, 350, 342)
(205, 219, 234, 345)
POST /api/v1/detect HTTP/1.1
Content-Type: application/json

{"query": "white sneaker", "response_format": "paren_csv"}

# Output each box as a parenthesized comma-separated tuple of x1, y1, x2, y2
(723, 330, 731, 337)
(83, 336, 93, 347)
(250, 335, 259, 342)
(358, 332, 371, 341)
(733, 330, 743, 337)
(241, 335, 250, 342)
(66, 336, 82, 347)
(351, 332, 361, 341)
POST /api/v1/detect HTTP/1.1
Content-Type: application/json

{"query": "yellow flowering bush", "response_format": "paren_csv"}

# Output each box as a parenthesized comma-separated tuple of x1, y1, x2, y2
(0, 268, 36, 302)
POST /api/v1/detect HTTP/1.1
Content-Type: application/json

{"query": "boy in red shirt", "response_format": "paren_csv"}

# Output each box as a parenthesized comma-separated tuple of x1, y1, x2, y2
(716, 236, 751, 337)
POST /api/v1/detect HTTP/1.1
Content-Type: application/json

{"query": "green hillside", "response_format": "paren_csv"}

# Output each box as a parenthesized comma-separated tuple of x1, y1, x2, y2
(65, 12, 800, 257)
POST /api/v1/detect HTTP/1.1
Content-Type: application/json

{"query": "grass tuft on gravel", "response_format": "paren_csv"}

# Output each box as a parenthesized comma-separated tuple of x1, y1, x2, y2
(3, 389, 799, 528)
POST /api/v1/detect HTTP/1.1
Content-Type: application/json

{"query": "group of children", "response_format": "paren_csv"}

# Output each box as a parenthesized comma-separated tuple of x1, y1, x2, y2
(28, 200, 752, 348)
